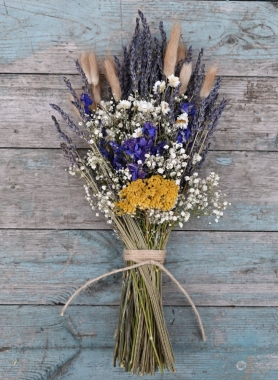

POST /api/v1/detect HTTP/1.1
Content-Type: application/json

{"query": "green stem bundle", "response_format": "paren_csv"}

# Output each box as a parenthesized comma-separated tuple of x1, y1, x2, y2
(113, 262, 175, 375)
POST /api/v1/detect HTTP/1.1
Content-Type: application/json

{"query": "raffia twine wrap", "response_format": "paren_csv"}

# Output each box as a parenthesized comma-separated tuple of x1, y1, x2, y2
(61, 249, 206, 341)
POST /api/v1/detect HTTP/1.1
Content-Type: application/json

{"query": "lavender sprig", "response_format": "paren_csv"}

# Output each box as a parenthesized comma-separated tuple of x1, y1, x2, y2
(187, 48, 204, 100)
(168, 83, 182, 123)
(195, 141, 211, 171)
(185, 46, 193, 64)
(75, 59, 90, 94)
(149, 37, 162, 90)
(207, 98, 227, 137)
(50, 103, 89, 141)
(114, 56, 124, 95)
(122, 46, 131, 98)
(138, 10, 153, 97)
(62, 76, 88, 120)
(52, 115, 72, 145)
(60, 142, 80, 167)
(159, 21, 167, 59)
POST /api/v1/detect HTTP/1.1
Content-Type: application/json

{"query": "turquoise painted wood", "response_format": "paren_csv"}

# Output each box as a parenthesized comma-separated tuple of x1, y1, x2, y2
(0, 1, 278, 76)
(1, 306, 278, 379)
(0, 0, 278, 379)
(1, 230, 278, 306)
(3, 348, 278, 380)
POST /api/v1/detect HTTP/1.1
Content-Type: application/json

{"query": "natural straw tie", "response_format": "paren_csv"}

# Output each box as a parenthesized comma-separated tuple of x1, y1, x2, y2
(61, 249, 206, 341)
(124, 249, 166, 263)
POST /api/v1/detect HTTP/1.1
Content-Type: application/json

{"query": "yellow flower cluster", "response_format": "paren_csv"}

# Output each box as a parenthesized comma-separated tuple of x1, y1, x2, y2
(115, 175, 179, 214)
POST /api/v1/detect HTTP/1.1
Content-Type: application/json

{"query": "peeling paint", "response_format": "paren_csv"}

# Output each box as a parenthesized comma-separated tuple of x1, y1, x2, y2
(215, 157, 233, 166)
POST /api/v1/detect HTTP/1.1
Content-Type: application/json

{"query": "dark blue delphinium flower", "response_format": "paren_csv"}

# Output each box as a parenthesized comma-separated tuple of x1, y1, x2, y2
(142, 121, 157, 138)
(121, 123, 157, 161)
(128, 163, 147, 180)
(99, 139, 112, 161)
(80, 93, 93, 114)
(150, 140, 167, 156)
(180, 102, 196, 117)
(177, 127, 191, 143)
(100, 134, 127, 170)
(99, 129, 115, 159)
(135, 138, 154, 162)
(122, 136, 154, 163)
(99, 121, 167, 180)
(121, 137, 138, 156)
(112, 151, 127, 170)
(110, 141, 128, 170)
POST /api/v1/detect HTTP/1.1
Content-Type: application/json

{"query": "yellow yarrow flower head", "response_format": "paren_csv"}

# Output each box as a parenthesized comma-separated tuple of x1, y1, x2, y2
(115, 175, 179, 214)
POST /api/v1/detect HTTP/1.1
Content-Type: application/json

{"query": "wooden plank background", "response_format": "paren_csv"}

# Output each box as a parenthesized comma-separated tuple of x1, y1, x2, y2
(1, 0, 278, 379)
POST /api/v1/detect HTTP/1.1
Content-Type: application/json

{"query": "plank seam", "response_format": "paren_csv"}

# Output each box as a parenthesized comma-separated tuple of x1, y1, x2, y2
(1, 148, 278, 153)
(1, 228, 278, 232)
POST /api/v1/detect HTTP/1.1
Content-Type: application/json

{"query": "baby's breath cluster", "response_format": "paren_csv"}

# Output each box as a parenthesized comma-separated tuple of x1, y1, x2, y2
(182, 172, 229, 223)
(147, 172, 228, 227)
(84, 184, 115, 223)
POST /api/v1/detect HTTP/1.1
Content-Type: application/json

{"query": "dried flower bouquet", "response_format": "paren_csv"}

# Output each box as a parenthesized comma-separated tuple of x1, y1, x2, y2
(51, 10, 229, 376)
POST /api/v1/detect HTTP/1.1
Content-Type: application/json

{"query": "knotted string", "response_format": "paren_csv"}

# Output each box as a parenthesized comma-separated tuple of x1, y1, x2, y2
(61, 249, 206, 341)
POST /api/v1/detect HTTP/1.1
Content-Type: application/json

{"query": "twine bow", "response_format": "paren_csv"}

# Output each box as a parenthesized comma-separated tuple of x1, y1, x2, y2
(61, 249, 206, 341)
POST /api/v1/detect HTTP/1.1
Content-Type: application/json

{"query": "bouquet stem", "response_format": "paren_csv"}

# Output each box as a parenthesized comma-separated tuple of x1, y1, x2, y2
(113, 262, 175, 375)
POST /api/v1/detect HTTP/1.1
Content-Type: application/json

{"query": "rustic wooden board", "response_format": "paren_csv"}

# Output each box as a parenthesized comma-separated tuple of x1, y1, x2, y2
(1, 74, 277, 150)
(1, 229, 278, 306)
(1, 0, 277, 378)
(0, 348, 80, 380)
(0, 1, 278, 76)
(1, 306, 278, 379)
(1, 149, 277, 230)
(3, 349, 278, 380)
(52, 349, 278, 380)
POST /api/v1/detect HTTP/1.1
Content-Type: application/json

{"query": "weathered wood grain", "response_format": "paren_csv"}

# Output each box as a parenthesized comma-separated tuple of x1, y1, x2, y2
(0, 1, 278, 76)
(1, 305, 278, 350)
(1, 306, 278, 379)
(0, 348, 80, 380)
(1, 74, 277, 150)
(1, 149, 277, 230)
(53, 349, 278, 380)
(1, 0, 277, 378)
(1, 230, 278, 306)
(3, 348, 278, 380)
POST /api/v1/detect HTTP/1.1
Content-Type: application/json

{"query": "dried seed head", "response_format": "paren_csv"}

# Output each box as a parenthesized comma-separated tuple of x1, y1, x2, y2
(92, 81, 102, 106)
(179, 62, 192, 94)
(163, 24, 181, 77)
(103, 56, 122, 101)
(88, 52, 99, 86)
(177, 43, 187, 62)
(200, 65, 217, 98)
